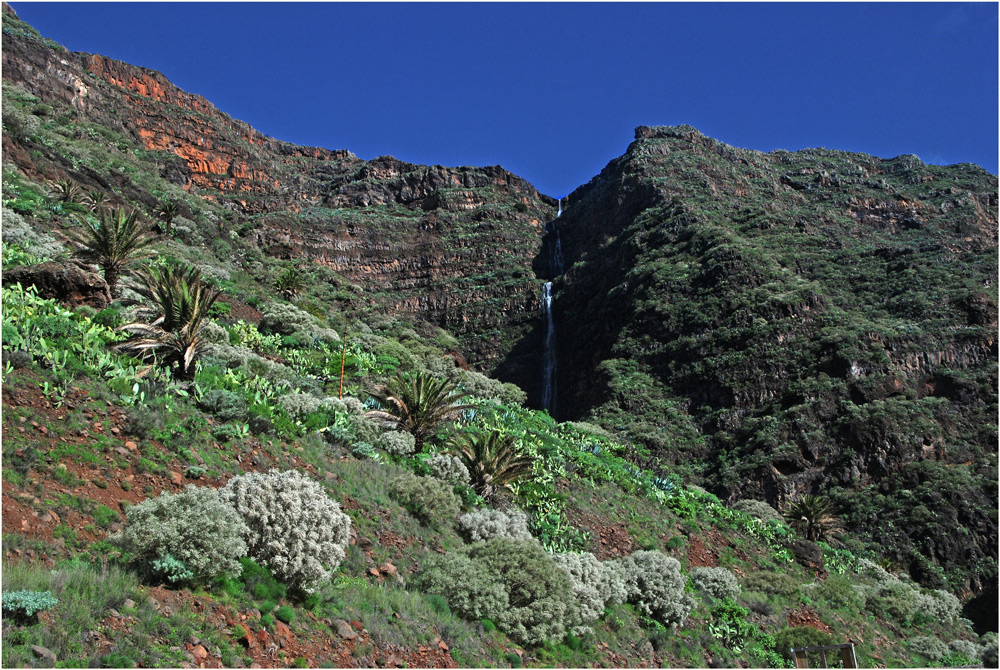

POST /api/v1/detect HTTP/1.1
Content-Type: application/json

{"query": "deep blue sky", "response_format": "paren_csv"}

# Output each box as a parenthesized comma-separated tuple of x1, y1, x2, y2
(10, 2, 998, 197)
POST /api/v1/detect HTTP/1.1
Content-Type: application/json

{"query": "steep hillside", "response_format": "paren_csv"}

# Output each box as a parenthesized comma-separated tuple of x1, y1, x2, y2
(545, 125, 997, 592)
(1, 2, 555, 381)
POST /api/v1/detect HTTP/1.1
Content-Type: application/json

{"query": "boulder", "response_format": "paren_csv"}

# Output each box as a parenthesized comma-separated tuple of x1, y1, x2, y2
(3, 261, 111, 309)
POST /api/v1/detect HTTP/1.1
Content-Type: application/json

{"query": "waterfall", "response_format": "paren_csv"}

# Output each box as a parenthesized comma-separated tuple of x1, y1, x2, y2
(548, 222, 564, 277)
(557, 197, 562, 218)
(541, 281, 557, 412)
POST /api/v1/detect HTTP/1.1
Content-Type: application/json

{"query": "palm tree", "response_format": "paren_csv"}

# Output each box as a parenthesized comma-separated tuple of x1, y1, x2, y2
(365, 371, 473, 451)
(117, 264, 222, 379)
(783, 494, 843, 543)
(47, 179, 86, 212)
(446, 430, 535, 500)
(275, 266, 306, 300)
(155, 200, 181, 235)
(68, 207, 158, 298)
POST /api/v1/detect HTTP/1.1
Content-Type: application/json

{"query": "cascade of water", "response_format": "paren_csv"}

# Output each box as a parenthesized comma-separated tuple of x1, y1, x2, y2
(557, 197, 562, 218)
(541, 281, 557, 412)
(548, 222, 565, 277)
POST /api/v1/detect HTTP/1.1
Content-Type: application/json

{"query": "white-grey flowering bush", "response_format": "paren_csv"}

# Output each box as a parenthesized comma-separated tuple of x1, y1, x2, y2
(419, 538, 574, 646)
(915, 588, 962, 624)
(458, 507, 533, 542)
(690, 566, 741, 602)
(379, 430, 417, 456)
(219, 470, 351, 593)
(947, 639, 982, 663)
(113, 485, 247, 583)
(614, 550, 694, 627)
(277, 391, 340, 420)
(981, 633, 998, 667)
(551, 551, 618, 635)
(908, 635, 947, 662)
(1, 208, 66, 259)
(259, 302, 321, 336)
(427, 453, 470, 486)
(856, 558, 896, 584)
(733, 499, 786, 526)
(200, 320, 230, 345)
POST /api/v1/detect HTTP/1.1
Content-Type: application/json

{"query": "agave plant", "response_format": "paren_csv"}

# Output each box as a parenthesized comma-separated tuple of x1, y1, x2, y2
(446, 430, 534, 500)
(783, 494, 843, 543)
(365, 371, 473, 451)
(68, 207, 158, 297)
(47, 178, 85, 210)
(117, 264, 222, 379)
(83, 189, 113, 215)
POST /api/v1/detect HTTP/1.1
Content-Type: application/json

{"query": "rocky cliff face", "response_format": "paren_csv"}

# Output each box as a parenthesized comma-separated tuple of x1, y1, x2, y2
(542, 125, 997, 590)
(1, 4, 554, 378)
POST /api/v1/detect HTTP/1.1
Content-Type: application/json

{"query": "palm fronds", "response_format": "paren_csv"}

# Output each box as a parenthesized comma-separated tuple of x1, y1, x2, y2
(365, 371, 473, 451)
(446, 430, 534, 499)
(117, 264, 221, 379)
(68, 206, 158, 297)
(783, 494, 843, 543)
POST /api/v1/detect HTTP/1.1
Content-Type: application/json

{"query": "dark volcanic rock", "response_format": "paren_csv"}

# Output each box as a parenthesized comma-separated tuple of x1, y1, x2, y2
(3, 261, 112, 308)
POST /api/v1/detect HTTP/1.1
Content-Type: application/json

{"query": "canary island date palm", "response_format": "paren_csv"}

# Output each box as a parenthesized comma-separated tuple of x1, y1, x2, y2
(446, 430, 535, 500)
(118, 264, 221, 379)
(783, 494, 843, 543)
(69, 207, 158, 298)
(155, 200, 180, 235)
(365, 371, 473, 451)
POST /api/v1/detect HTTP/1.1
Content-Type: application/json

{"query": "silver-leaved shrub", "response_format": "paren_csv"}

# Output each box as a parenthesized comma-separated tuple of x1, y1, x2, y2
(690, 566, 741, 602)
(219, 470, 351, 593)
(420, 538, 574, 646)
(550, 551, 625, 636)
(458, 507, 532, 543)
(113, 485, 247, 583)
(612, 550, 694, 627)
(427, 453, 470, 486)
(379, 430, 417, 456)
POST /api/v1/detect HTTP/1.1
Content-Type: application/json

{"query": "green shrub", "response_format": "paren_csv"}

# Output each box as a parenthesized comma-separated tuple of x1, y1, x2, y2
(741, 570, 801, 597)
(812, 574, 864, 613)
(908, 635, 947, 663)
(113, 485, 247, 584)
(150, 554, 194, 584)
(419, 538, 575, 646)
(458, 507, 533, 542)
(690, 566, 740, 602)
(220, 470, 351, 593)
(733, 499, 785, 525)
(389, 471, 460, 528)
(198, 389, 247, 422)
(864, 580, 918, 624)
(613, 550, 693, 627)
(274, 605, 295, 624)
